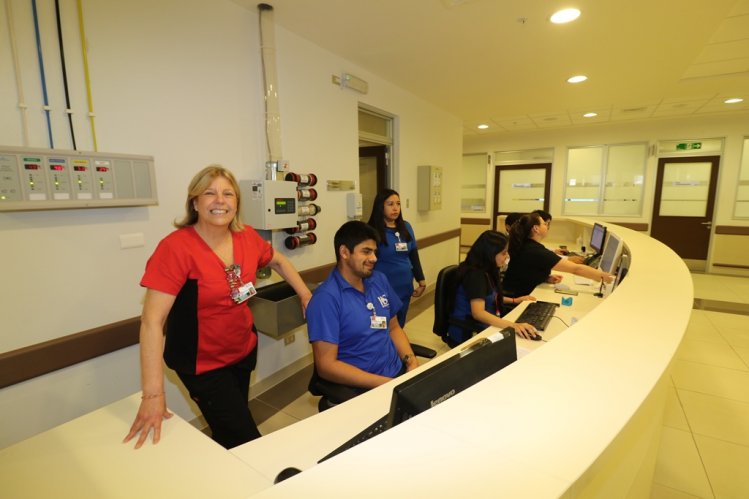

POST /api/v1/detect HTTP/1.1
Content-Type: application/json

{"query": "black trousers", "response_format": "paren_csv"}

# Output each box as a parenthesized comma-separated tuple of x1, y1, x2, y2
(177, 347, 260, 449)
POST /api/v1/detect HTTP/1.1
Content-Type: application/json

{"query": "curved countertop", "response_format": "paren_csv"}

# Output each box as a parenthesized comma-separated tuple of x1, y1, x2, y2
(235, 219, 693, 497)
(0, 220, 692, 498)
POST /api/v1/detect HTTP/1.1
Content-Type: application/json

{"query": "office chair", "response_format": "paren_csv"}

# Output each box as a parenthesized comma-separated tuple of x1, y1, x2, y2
(309, 300, 437, 412)
(308, 367, 360, 412)
(432, 264, 483, 348)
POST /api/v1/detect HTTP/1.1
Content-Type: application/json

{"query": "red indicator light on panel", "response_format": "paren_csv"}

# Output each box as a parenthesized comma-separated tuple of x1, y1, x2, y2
(25, 164, 40, 170)
(74, 166, 87, 171)
(50, 165, 65, 171)
(96, 166, 109, 172)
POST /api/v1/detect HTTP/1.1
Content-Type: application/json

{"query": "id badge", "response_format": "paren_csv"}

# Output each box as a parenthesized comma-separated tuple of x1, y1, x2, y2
(370, 315, 387, 329)
(232, 281, 257, 304)
(394, 242, 408, 252)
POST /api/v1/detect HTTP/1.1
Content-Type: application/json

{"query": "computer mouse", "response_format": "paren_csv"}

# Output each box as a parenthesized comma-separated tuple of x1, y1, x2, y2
(274, 467, 302, 484)
(528, 332, 543, 341)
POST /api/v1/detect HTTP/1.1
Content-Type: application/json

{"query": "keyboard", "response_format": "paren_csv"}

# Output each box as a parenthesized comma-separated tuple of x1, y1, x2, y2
(515, 301, 559, 331)
(583, 254, 601, 267)
(318, 413, 389, 463)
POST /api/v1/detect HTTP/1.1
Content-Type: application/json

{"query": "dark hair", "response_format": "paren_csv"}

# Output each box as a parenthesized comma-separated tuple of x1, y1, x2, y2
(504, 212, 523, 231)
(508, 213, 543, 257)
(366, 189, 412, 244)
(334, 221, 380, 262)
(459, 230, 508, 291)
(531, 209, 552, 223)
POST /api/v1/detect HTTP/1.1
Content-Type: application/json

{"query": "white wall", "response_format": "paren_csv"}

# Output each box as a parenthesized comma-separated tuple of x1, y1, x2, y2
(0, 0, 461, 448)
(464, 113, 749, 228)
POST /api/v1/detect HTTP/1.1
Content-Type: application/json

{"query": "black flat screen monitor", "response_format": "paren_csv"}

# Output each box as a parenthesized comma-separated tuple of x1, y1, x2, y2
(386, 328, 517, 427)
(589, 223, 607, 254)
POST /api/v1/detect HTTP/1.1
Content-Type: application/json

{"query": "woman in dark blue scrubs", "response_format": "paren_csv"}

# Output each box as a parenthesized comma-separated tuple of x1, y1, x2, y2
(447, 230, 537, 346)
(367, 189, 426, 327)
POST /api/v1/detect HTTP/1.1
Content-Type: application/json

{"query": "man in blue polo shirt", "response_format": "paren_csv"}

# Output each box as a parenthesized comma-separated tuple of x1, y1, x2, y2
(306, 221, 419, 390)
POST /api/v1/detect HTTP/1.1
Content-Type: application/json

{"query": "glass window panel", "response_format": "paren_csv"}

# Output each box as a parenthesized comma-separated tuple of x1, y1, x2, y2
(358, 110, 389, 137)
(659, 162, 711, 216)
(498, 168, 545, 212)
(565, 144, 646, 216)
(564, 147, 603, 215)
(735, 138, 749, 218)
(462, 153, 487, 213)
(603, 144, 646, 216)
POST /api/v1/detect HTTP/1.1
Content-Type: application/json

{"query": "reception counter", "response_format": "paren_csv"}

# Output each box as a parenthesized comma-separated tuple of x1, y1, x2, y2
(0, 220, 692, 498)
(232, 220, 692, 497)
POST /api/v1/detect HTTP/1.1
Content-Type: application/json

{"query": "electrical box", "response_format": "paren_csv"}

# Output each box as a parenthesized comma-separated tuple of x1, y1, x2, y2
(347, 192, 362, 219)
(240, 179, 297, 230)
(417, 165, 443, 211)
(0, 146, 157, 211)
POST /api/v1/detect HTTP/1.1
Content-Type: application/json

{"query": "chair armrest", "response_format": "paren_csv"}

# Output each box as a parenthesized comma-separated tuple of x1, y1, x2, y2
(411, 343, 437, 359)
(308, 371, 359, 404)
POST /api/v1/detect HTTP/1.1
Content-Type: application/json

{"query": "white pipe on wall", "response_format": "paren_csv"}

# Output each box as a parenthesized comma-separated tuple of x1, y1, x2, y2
(258, 3, 283, 165)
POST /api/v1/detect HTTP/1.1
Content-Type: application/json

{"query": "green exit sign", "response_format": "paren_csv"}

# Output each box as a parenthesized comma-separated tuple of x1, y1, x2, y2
(676, 142, 702, 150)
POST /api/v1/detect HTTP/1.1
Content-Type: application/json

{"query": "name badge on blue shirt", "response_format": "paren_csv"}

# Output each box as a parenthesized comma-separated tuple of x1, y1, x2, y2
(395, 242, 408, 252)
(370, 315, 387, 329)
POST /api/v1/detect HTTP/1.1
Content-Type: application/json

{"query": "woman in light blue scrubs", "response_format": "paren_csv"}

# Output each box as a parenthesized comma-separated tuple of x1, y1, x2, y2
(367, 189, 425, 327)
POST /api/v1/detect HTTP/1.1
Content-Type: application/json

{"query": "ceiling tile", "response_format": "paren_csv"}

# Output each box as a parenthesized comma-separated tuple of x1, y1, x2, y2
(683, 58, 749, 79)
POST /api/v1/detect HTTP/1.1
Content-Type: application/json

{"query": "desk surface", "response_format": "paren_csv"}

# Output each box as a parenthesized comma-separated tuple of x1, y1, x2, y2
(231, 220, 692, 497)
(0, 394, 270, 498)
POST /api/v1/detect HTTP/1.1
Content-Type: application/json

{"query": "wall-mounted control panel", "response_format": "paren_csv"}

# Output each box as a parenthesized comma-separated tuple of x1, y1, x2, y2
(0, 146, 157, 211)
(417, 164, 443, 211)
(240, 179, 298, 230)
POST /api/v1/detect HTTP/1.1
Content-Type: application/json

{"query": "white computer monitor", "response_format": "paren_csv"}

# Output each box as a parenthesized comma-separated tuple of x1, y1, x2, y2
(598, 232, 623, 275)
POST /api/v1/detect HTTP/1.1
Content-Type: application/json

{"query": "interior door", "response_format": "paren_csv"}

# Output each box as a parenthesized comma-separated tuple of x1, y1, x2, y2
(651, 156, 719, 265)
(493, 163, 551, 230)
(359, 145, 388, 222)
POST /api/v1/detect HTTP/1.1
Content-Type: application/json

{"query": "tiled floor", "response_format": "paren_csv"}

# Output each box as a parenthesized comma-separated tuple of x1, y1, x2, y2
(251, 273, 749, 498)
(652, 273, 749, 499)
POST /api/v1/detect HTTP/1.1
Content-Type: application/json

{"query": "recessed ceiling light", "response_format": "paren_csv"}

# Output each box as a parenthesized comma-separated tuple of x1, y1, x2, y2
(583, 112, 597, 118)
(477, 124, 489, 129)
(550, 8, 581, 24)
(724, 98, 744, 104)
(567, 75, 587, 83)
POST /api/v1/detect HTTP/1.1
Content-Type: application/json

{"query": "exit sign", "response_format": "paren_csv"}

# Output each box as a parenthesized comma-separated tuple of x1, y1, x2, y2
(676, 142, 702, 150)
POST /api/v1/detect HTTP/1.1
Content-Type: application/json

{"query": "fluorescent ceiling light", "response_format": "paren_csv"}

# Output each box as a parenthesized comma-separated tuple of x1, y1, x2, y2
(477, 124, 489, 129)
(724, 97, 743, 104)
(583, 112, 597, 118)
(550, 8, 580, 24)
(567, 75, 587, 83)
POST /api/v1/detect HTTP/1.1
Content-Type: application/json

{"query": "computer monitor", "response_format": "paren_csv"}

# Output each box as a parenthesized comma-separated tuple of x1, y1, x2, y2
(386, 328, 517, 427)
(589, 223, 607, 254)
(598, 232, 623, 275)
(614, 252, 629, 289)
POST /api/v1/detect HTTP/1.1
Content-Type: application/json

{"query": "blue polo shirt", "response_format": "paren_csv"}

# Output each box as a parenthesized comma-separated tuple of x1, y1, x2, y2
(307, 268, 403, 378)
(374, 222, 419, 297)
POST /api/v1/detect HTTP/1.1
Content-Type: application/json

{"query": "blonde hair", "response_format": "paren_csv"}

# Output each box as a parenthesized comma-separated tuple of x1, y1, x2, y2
(174, 164, 244, 232)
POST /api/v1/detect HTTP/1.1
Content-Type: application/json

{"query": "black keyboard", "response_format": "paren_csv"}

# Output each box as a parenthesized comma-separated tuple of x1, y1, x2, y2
(318, 413, 389, 463)
(515, 301, 559, 331)
(584, 254, 601, 267)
